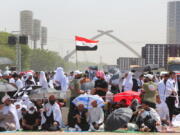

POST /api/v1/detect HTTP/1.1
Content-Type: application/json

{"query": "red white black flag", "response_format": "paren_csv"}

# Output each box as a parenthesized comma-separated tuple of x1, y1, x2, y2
(75, 36, 98, 51)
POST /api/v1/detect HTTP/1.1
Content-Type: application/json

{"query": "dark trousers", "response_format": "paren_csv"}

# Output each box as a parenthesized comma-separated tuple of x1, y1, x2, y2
(166, 96, 176, 121)
(68, 97, 76, 127)
(77, 122, 89, 131)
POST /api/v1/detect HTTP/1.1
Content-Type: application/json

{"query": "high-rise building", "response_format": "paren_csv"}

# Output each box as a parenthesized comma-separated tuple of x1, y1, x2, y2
(41, 26, 47, 49)
(32, 19, 41, 49)
(117, 57, 145, 71)
(167, 1, 180, 44)
(142, 44, 180, 68)
(20, 10, 33, 38)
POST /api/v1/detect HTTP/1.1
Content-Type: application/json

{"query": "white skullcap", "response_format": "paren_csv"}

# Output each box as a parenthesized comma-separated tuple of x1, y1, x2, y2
(2, 95, 10, 103)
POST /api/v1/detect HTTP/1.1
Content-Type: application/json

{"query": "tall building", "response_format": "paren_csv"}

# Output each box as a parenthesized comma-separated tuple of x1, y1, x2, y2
(117, 57, 145, 71)
(41, 26, 47, 49)
(32, 19, 41, 49)
(20, 10, 33, 38)
(167, 1, 180, 44)
(142, 44, 180, 68)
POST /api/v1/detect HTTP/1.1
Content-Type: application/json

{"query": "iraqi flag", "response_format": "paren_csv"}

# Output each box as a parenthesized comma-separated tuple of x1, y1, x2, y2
(75, 36, 98, 51)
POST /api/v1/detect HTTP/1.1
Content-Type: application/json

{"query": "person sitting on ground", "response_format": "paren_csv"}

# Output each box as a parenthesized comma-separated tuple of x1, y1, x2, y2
(41, 95, 63, 131)
(0, 95, 20, 131)
(71, 103, 89, 131)
(136, 101, 161, 132)
(21, 104, 40, 130)
(87, 100, 104, 131)
(0, 103, 16, 131)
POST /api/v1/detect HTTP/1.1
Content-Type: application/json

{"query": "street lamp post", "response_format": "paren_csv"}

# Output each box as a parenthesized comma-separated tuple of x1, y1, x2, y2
(12, 31, 21, 72)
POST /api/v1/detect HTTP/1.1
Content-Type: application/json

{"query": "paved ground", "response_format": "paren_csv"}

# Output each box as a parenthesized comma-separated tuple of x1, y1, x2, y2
(0, 131, 180, 135)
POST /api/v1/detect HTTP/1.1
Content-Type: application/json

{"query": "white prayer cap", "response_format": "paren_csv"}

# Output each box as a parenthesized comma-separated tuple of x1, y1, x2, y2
(0, 73, 2, 77)
(74, 70, 82, 75)
(2, 95, 10, 103)
(144, 74, 154, 80)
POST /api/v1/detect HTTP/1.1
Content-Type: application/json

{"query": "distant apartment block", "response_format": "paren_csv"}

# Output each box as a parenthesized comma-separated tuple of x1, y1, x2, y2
(142, 44, 180, 68)
(117, 57, 145, 71)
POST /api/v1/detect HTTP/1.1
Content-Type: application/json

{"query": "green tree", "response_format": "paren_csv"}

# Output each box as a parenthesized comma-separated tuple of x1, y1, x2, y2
(0, 32, 10, 45)
(29, 49, 65, 71)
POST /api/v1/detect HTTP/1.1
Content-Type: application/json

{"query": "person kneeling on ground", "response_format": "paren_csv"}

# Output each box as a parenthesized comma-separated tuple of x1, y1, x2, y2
(71, 103, 90, 131)
(0, 95, 20, 131)
(21, 104, 40, 130)
(87, 100, 104, 131)
(41, 95, 63, 131)
(136, 101, 161, 132)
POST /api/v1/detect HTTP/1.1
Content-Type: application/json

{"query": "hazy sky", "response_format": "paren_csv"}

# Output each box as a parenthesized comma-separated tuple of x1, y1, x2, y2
(0, 0, 172, 64)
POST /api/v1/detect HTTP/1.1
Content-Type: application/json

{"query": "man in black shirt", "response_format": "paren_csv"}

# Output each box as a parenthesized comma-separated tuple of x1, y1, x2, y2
(72, 104, 89, 131)
(92, 71, 108, 99)
(21, 104, 40, 130)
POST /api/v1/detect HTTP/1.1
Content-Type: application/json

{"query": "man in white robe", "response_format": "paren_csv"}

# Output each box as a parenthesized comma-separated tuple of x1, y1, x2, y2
(156, 95, 170, 125)
(53, 67, 69, 91)
(39, 71, 49, 89)
(0, 95, 20, 131)
(157, 74, 169, 102)
(122, 72, 133, 91)
(41, 95, 63, 130)
(87, 100, 104, 131)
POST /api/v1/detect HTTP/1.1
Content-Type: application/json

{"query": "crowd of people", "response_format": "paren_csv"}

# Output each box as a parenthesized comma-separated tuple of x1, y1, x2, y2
(0, 67, 180, 132)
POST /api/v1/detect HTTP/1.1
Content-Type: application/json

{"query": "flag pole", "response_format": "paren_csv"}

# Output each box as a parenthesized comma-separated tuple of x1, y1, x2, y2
(76, 49, 78, 69)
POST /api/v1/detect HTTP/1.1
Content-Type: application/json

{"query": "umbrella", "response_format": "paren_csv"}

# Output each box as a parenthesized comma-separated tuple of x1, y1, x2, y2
(0, 57, 13, 65)
(105, 108, 133, 131)
(0, 82, 17, 92)
(72, 94, 104, 109)
(113, 90, 141, 106)
(29, 88, 60, 99)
